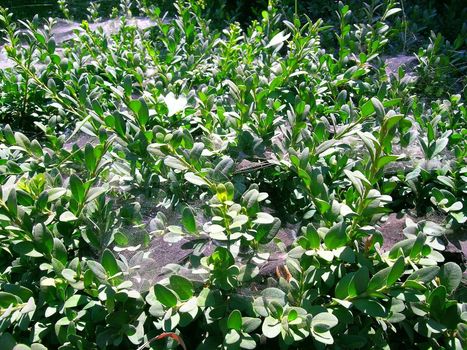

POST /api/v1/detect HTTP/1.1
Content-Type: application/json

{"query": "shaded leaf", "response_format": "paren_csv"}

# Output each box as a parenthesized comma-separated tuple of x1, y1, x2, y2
(182, 207, 197, 234)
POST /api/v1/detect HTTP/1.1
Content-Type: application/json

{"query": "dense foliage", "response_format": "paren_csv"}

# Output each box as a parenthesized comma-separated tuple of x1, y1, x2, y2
(0, 0, 466, 349)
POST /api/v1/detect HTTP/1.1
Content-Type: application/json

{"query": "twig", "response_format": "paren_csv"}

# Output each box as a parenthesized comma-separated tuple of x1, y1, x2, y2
(136, 332, 187, 350)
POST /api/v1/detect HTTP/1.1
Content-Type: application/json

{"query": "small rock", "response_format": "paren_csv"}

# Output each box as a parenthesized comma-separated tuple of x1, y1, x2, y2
(385, 54, 418, 82)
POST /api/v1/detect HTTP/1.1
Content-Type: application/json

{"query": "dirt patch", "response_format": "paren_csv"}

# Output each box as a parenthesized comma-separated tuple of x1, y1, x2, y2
(378, 212, 409, 252)
(445, 231, 467, 267)
(378, 212, 466, 269)
(1, 17, 157, 69)
(384, 54, 418, 81)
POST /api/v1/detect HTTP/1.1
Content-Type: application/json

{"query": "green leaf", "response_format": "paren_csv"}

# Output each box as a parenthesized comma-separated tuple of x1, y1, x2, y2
(52, 238, 68, 264)
(224, 329, 240, 345)
(129, 98, 150, 126)
(387, 256, 405, 286)
(84, 144, 97, 173)
(358, 131, 377, 161)
(368, 267, 391, 291)
(242, 317, 261, 333)
(87, 260, 107, 281)
(414, 319, 446, 337)
(213, 157, 234, 180)
(1, 285, 33, 303)
(376, 155, 399, 170)
(164, 156, 187, 170)
(437, 176, 455, 189)
(154, 284, 178, 308)
(69, 174, 85, 203)
(182, 207, 196, 234)
(353, 299, 386, 317)
(382, 98, 401, 108)
(85, 187, 107, 203)
(253, 212, 275, 225)
(458, 323, 467, 341)
(12, 241, 38, 257)
(169, 275, 193, 301)
(383, 113, 403, 131)
(113, 112, 127, 137)
(312, 312, 338, 333)
(256, 218, 281, 244)
(261, 288, 287, 306)
(312, 330, 334, 345)
(47, 37, 56, 53)
(439, 262, 462, 294)
(403, 280, 426, 291)
(184, 172, 208, 186)
(6, 189, 17, 217)
(344, 170, 364, 196)
(409, 232, 426, 259)
(59, 211, 78, 222)
(0, 333, 16, 350)
(315, 198, 331, 214)
(30, 140, 43, 157)
(371, 97, 385, 120)
(64, 294, 88, 308)
(432, 138, 448, 158)
(349, 266, 369, 296)
(209, 247, 235, 269)
(47, 188, 67, 202)
(163, 92, 187, 117)
(305, 224, 320, 249)
(2, 125, 16, 145)
(361, 99, 375, 117)
(15, 132, 31, 149)
(262, 316, 281, 338)
(101, 249, 121, 277)
(33, 223, 54, 255)
(30, 344, 47, 350)
(389, 238, 415, 259)
(123, 75, 133, 96)
(428, 286, 446, 321)
(383, 7, 401, 20)
(0, 292, 21, 308)
(324, 221, 347, 249)
(92, 99, 103, 116)
(407, 266, 440, 284)
(335, 273, 354, 299)
(62, 268, 77, 283)
(227, 310, 243, 331)
(266, 31, 290, 48)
